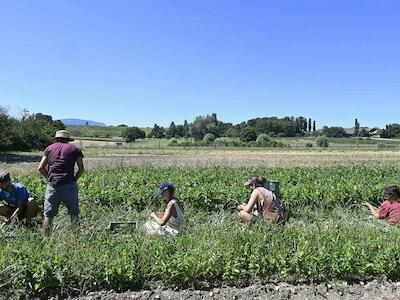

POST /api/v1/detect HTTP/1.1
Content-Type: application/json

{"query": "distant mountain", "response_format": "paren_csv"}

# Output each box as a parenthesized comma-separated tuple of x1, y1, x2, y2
(61, 118, 107, 127)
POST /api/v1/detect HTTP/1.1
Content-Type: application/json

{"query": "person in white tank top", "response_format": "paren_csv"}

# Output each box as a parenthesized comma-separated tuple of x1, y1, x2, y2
(145, 182, 184, 236)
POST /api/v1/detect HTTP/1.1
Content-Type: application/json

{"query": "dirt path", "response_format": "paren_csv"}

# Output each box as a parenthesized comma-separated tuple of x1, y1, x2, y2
(70, 280, 400, 300)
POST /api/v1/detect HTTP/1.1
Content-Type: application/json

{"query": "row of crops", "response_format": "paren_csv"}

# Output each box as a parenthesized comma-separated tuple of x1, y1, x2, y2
(1, 164, 400, 298)
(19, 164, 398, 211)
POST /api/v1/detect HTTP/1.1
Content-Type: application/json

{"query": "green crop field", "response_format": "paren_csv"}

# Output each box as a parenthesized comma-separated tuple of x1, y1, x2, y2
(1, 164, 400, 298)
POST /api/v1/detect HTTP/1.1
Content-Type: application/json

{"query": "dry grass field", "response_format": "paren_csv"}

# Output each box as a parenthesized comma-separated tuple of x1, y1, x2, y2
(2, 148, 400, 176)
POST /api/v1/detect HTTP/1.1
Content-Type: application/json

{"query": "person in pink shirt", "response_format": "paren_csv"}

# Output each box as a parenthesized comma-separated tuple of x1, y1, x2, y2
(364, 184, 400, 225)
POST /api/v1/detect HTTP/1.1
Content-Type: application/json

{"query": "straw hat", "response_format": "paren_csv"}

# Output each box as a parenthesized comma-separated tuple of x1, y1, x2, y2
(54, 130, 74, 141)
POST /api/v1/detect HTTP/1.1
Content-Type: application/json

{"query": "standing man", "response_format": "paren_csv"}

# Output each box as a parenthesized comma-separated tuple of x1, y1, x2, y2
(38, 130, 84, 236)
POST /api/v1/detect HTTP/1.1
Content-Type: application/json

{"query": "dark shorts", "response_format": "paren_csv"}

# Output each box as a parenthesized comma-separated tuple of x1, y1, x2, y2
(44, 182, 79, 218)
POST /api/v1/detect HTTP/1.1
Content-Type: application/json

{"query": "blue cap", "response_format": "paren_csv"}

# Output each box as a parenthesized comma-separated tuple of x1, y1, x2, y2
(154, 181, 174, 197)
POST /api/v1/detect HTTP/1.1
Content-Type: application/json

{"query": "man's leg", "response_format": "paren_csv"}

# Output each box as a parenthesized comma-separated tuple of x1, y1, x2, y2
(43, 216, 53, 236)
(43, 184, 60, 237)
(63, 182, 80, 233)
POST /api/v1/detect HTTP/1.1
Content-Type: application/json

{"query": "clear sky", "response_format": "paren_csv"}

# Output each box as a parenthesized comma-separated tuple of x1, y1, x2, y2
(0, 0, 399, 128)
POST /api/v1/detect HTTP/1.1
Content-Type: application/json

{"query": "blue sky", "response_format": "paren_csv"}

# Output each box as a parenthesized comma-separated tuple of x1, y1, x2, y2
(0, 0, 399, 128)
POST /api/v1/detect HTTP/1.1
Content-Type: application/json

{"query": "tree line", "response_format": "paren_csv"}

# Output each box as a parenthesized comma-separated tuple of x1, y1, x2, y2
(381, 124, 400, 138)
(0, 106, 65, 152)
(2, 105, 399, 150)
(122, 113, 318, 142)
(122, 115, 400, 142)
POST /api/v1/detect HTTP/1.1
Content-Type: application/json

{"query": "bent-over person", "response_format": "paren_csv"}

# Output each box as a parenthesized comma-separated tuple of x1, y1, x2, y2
(0, 171, 38, 226)
(38, 130, 84, 236)
(364, 184, 400, 225)
(238, 176, 284, 225)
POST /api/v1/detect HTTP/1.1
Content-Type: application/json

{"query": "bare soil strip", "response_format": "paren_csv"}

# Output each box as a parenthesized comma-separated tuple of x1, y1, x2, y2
(70, 280, 400, 300)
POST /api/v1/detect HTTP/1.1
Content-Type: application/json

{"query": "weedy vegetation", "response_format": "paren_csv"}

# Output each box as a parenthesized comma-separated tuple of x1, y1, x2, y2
(1, 164, 400, 298)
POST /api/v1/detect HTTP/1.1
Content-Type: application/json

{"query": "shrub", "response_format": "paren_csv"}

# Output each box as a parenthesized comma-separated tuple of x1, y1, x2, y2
(168, 138, 178, 146)
(203, 133, 216, 144)
(305, 142, 314, 148)
(256, 134, 272, 146)
(316, 135, 329, 148)
(214, 137, 230, 147)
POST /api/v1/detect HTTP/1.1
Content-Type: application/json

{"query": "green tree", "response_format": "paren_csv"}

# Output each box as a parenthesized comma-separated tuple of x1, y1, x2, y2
(148, 124, 166, 139)
(225, 127, 240, 138)
(122, 127, 146, 142)
(308, 118, 312, 132)
(183, 120, 190, 138)
(0, 107, 66, 151)
(191, 114, 220, 141)
(383, 124, 400, 138)
(358, 128, 370, 137)
(250, 117, 297, 137)
(174, 125, 184, 138)
(0, 107, 14, 151)
(354, 118, 360, 136)
(295, 117, 307, 135)
(52, 120, 66, 130)
(166, 122, 177, 138)
(321, 126, 347, 138)
(35, 113, 53, 123)
(240, 126, 257, 142)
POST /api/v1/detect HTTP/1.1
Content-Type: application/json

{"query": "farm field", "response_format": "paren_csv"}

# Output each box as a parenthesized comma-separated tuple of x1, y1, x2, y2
(1, 160, 400, 298)
(2, 147, 400, 177)
(71, 136, 400, 150)
(3, 0, 400, 298)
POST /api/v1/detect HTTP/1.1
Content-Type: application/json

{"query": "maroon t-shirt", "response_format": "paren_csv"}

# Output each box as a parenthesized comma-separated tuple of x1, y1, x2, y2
(379, 200, 400, 225)
(44, 142, 84, 181)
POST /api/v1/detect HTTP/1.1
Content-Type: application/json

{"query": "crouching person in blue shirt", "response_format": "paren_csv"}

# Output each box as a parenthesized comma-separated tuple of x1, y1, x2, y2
(0, 171, 39, 226)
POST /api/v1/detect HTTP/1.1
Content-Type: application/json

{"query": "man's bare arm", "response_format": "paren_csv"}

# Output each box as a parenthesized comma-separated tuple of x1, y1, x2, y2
(38, 156, 49, 180)
(75, 157, 84, 182)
